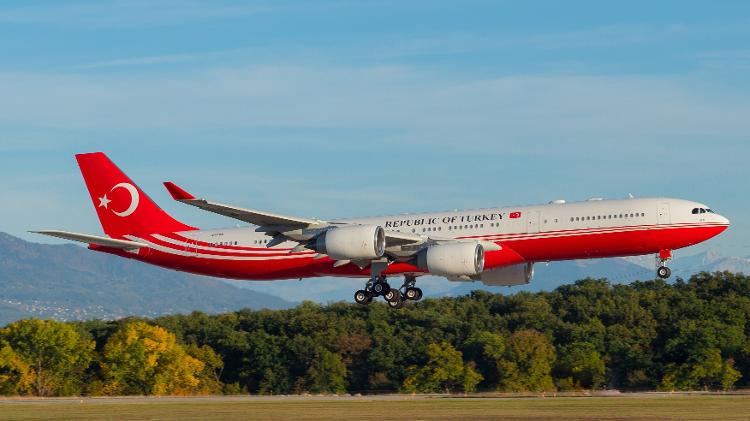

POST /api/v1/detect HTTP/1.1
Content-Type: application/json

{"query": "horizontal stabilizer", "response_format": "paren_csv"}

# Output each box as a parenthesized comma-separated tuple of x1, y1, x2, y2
(30, 230, 146, 250)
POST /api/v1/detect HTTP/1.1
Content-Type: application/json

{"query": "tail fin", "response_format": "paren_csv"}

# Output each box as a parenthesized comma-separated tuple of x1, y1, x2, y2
(75, 152, 196, 238)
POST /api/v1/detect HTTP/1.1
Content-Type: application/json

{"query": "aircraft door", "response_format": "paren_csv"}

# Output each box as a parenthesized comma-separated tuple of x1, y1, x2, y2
(527, 211, 541, 233)
(657, 202, 671, 225)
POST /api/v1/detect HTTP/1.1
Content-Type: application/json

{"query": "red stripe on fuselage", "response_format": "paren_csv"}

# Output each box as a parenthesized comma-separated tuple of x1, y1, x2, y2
(101, 222, 727, 281)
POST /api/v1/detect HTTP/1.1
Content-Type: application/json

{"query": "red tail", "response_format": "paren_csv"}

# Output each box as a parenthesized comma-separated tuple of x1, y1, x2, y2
(75, 152, 196, 238)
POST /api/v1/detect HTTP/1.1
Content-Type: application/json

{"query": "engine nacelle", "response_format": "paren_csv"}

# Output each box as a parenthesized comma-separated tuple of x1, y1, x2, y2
(417, 243, 484, 277)
(479, 262, 534, 286)
(315, 225, 385, 260)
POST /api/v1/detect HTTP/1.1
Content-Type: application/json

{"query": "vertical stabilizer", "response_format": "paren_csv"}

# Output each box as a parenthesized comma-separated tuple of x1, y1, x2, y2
(75, 152, 196, 238)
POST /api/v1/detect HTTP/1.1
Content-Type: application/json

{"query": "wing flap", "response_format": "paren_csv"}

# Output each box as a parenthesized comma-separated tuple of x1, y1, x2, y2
(30, 230, 146, 250)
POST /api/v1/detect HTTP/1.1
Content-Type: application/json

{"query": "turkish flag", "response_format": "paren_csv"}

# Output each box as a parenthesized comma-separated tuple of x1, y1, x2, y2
(509, 212, 522, 219)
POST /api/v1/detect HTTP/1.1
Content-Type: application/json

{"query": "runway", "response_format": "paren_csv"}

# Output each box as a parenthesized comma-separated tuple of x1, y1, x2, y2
(1, 392, 748, 420)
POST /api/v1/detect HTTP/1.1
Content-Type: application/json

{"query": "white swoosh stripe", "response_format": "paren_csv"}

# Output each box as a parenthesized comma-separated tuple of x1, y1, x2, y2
(127, 236, 315, 261)
(152, 234, 312, 255)
(474, 223, 726, 242)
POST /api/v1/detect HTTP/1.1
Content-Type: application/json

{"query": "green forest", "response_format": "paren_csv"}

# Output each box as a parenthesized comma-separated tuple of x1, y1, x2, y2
(1, 271, 748, 396)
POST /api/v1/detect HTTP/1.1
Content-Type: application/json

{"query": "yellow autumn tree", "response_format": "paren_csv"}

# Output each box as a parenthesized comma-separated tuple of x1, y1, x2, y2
(0, 343, 35, 395)
(0, 319, 93, 396)
(101, 321, 205, 395)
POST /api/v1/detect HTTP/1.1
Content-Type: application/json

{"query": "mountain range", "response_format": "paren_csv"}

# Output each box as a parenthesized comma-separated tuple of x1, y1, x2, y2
(0, 232, 292, 326)
(1, 232, 747, 325)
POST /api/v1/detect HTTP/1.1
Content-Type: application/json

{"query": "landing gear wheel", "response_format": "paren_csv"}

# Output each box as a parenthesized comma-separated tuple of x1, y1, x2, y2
(387, 296, 405, 309)
(657, 266, 672, 279)
(372, 280, 390, 296)
(404, 287, 423, 301)
(384, 288, 401, 303)
(354, 290, 371, 305)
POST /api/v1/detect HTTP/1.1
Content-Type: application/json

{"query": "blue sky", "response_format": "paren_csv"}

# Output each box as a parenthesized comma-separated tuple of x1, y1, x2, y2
(1, 0, 749, 257)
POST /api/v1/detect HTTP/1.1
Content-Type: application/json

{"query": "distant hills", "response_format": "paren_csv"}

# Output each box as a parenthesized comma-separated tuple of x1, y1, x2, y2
(2, 232, 747, 326)
(0, 233, 292, 326)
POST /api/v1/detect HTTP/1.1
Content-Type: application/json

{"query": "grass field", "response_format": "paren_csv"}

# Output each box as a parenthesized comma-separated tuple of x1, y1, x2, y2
(1, 394, 749, 420)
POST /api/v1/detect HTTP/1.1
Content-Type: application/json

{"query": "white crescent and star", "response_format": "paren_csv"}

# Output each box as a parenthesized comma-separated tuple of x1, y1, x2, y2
(97, 182, 139, 217)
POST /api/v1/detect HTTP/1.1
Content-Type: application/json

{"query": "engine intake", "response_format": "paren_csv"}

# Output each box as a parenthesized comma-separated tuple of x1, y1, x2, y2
(417, 243, 484, 277)
(315, 225, 385, 260)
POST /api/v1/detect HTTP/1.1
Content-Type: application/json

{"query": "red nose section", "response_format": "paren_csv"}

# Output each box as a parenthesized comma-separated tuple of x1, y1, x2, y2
(75, 152, 196, 238)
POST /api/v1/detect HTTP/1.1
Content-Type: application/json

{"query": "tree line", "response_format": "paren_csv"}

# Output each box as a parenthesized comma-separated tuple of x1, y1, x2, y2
(0, 271, 748, 396)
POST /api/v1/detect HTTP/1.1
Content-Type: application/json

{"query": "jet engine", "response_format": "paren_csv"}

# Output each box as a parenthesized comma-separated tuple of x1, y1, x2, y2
(478, 262, 534, 286)
(417, 243, 484, 277)
(315, 225, 385, 260)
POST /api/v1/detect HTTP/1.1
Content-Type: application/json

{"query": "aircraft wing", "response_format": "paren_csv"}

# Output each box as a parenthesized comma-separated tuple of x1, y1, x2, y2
(163, 182, 324, 228)
(30, 230, 146, 250)
(381, 230, 424, 246)
(163, 182, 498, 254)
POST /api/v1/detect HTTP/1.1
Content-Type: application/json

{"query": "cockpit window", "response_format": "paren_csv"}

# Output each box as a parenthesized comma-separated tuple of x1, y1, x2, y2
(692, 208, 699, 214)
(707, 209, 714, 213)
(700, 208, 706, 214)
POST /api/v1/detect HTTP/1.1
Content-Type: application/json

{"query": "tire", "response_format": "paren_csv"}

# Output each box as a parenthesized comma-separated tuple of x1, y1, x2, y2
(384, 288, 400, 303)
(413, 287, 423, 301)
(405, 287, 419, 301)
(388, 297, 404, 309)
(354, 290, 370, 305)
(657, 266, 671, 279)
(372, 281, 386, 295)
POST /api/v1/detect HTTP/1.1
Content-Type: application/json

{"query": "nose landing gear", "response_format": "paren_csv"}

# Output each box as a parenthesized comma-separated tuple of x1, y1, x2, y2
(656, 249, 672, 279)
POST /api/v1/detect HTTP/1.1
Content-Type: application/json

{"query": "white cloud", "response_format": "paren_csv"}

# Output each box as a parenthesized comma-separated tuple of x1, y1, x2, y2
(0, 0, 281, 28)
(1, 66, 748, 148)
(68, 53, 203, 70)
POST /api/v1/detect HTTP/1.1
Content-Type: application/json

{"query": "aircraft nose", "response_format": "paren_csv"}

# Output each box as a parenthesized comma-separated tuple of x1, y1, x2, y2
(719, 214, 730, 226)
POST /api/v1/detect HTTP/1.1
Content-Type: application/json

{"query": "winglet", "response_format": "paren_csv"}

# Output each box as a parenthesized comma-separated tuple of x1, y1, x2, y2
(164, 181, 196, 201)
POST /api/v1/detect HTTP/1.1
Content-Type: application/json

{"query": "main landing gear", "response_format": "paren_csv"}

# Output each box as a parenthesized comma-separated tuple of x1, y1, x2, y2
(656, 249, 672, 279)
(354, 274, 423, 309)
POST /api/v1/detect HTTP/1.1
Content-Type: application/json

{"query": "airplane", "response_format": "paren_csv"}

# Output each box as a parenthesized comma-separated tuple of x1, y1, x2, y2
(33, 152, 730, 309)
